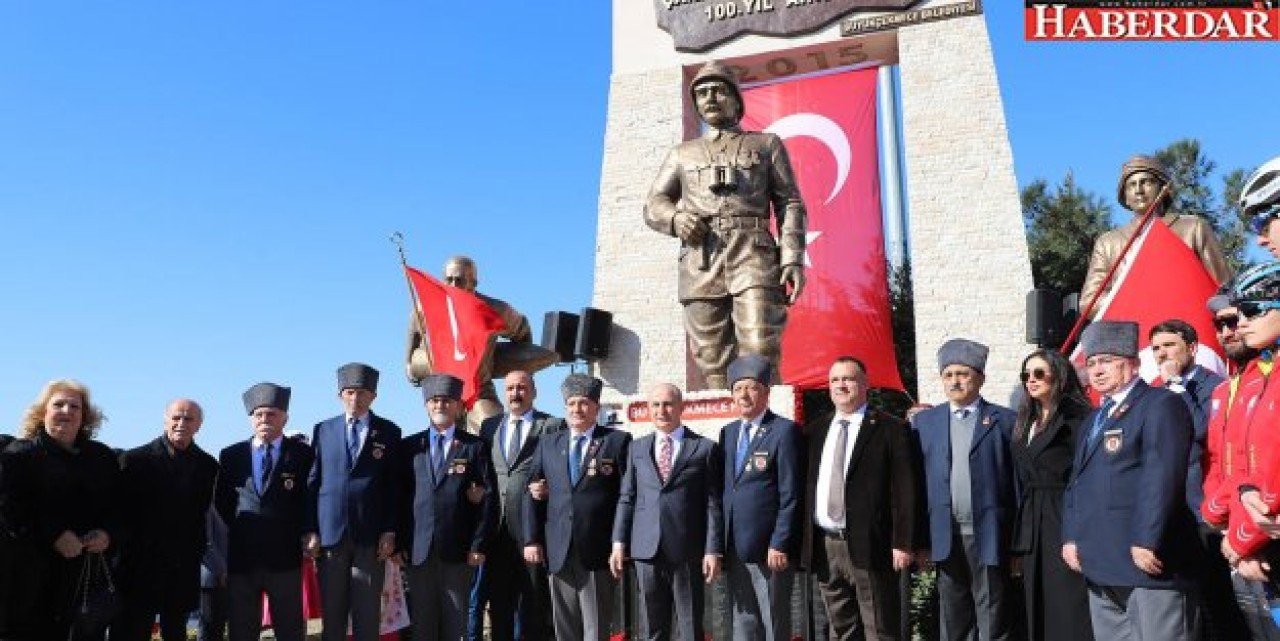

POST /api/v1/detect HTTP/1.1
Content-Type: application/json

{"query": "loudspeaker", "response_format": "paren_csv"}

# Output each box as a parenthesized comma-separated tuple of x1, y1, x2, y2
(1026, 289, 1063, 347)
(541, 311, 579, 363)
(574, 307, 613, 362)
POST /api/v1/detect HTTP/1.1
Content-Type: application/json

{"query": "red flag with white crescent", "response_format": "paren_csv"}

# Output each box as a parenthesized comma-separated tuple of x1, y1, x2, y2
(1072, 219, 1225, 379)
(741, 68, 903, 391)
(405, 265, 508, 409)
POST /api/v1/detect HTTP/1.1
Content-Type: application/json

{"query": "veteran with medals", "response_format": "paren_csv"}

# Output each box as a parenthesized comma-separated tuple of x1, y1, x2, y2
(397, 374, 498, 641)
(1062, 321, 1201, 641)
(718, 354, 801, 641)
(215, 383, 315, 641)
(521, 374, 632, 641)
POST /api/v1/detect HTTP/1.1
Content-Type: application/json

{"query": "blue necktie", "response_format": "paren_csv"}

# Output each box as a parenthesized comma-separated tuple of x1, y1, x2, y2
(346, 418, 360, 465)
(1088, 398, 1116, 447)
(570, 435, 586, 485)
(433, 433, 446, 479)
(735, 421, 753, 473)
(260, 444, 274, 491)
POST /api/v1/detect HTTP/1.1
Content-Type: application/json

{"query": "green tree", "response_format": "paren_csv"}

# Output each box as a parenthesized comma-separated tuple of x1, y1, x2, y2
(1154, 139, 1251, 272)
(1022, 172, 1113, 295)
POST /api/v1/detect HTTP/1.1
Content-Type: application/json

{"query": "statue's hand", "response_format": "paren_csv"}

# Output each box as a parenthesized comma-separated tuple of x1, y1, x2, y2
(781, 265, 805, 304)
(673, 211, 708, 246)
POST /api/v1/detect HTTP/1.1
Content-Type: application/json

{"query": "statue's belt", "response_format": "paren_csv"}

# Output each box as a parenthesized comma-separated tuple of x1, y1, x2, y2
(711, 215, 769, 231)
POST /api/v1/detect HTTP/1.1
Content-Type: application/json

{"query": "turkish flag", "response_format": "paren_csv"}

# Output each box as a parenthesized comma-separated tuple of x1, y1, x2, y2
(404, 265, 508, 409)
(1073, 219, 1225, 378)
(741, 68, 903, 391)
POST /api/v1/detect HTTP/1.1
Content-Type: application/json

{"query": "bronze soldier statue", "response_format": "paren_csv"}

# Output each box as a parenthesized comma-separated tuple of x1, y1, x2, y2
(644, 61, 807, 389)
(405, 255, 559, 431)
(1081, 154, 1230, 315)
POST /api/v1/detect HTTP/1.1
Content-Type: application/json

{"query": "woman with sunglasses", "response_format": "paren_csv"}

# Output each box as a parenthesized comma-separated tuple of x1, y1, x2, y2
(1009, 349, 1094, 641)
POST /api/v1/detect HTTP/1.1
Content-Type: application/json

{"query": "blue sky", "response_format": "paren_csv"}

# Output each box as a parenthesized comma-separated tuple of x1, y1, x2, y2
(0, 2, 1275, 453)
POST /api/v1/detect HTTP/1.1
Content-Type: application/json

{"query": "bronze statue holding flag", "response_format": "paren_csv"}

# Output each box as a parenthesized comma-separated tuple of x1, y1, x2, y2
(402, 252, 558, 431)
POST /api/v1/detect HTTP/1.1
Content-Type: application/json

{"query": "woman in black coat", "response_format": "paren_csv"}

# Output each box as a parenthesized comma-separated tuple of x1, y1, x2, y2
(1010, 349, 1094, 641)
(0, 379, 120, 641)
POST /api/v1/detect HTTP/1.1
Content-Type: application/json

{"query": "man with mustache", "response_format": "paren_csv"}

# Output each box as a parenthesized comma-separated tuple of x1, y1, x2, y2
(912, 339, 1017, 641)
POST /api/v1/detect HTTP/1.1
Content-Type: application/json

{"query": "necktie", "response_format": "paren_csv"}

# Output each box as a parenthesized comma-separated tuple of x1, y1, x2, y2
(1088, 398, 1116, 447)
(507, 418, 523, 464)
(433, 433, 446, 477)
(261, 444, 274, 490)
(735, 421, 753, 474)
(658, 435, 673, 483)
(347, 417, 360, 465)
(570, 434, 586, 485)
(827, 419, 850, 522)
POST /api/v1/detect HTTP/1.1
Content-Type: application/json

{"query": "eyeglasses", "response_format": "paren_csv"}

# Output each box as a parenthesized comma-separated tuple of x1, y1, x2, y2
(1213, 314, 1240, 332)
(1020, 368, 1049, 383)
(1237, 300, 1280, 320)
(1249, 207, 1280, 235)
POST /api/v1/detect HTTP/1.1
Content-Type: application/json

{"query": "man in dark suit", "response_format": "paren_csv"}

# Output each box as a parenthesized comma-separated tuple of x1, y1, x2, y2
(114, 398, 221, 641)
(522, 373, 631, 641)
(398, 373, 498, 641)
(215, 383, 315, 641)
(304, 363, 402, 641)
(1149, 318, 1245, 638)
(912, 339, 1016, 641)
(1063, 320, 1200, 641)
(802, 357, 919, 641)
(474, 370, 562, 641)
(718, 354, 800, 641)
(611, 383, 725, 641)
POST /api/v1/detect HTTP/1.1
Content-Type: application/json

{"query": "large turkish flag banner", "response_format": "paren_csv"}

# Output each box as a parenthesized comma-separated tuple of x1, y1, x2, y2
(741, 68, 902, 391)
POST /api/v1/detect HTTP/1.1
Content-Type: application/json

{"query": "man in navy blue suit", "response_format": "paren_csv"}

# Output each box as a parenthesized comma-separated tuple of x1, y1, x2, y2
(912, 339, 1016, 641)
(522, 373, 632, 641)
(611, 383, 725, 641)
(718, 354, 800, 641)
(304, 363, 402, 641)
(215, 383, 315, 641)
(1063, 321, 1200, 641)
(397, 373, 498, 641)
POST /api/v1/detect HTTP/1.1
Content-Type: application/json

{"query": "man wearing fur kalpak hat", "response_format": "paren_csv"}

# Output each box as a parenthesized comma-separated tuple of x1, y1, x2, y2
(1062, 321, 1200, 641)
(303, 363, 403, 641)
(521, 373, 632, 641)
(644, 60, 808, 390)
(396, 373, 498, 641)
(912, 339, 1018, 641)
(215, 383, 315, 641)
(1080, 154, 1230, 315)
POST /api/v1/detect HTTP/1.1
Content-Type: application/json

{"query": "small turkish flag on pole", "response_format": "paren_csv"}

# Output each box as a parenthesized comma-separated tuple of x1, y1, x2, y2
(404, 265, 507, 409)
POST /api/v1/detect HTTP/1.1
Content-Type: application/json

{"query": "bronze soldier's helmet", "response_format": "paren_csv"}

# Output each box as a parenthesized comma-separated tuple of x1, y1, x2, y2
(1116, 154, 1175, 211)
(689, 60, 744, 125)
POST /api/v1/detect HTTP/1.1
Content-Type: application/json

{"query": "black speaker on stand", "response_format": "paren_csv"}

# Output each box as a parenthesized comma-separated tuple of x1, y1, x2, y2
(574, 307, 613, 362)
(541, 311, 580, 363)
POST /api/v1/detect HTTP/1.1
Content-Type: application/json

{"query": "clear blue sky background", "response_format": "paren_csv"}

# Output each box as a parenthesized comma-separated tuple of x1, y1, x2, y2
(1, 2, 1276, 453)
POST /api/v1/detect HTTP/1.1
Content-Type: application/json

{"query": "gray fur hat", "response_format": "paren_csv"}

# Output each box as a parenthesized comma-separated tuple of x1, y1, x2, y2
(561, 373, 603, 402)
(937, 339, 989, 373)
(1206, 294, 1233, 314)
(243, 382, 291, 414)
(1081, 320, 1139, 358)
(727, 354, 772, 387)
(421, 374, 464, 402)
(336, 362, 379, 392)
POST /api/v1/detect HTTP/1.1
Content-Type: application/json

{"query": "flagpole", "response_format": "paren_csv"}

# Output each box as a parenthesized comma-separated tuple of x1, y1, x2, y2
(1059, 184, 1170, 354)
(391, 232, 434, 373)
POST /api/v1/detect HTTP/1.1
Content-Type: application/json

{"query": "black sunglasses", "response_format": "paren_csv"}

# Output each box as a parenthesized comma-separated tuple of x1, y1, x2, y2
(1020, 368, 1049, 383)
(1237, 300, 1280, 320)
(1213, 314, 1240, 331)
